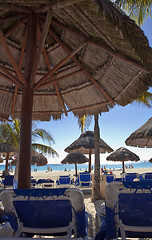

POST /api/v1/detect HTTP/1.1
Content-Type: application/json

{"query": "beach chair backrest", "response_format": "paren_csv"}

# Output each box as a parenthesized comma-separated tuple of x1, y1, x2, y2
(78, 172, 91, 187)
(145, 173, 152, 179)
(119, 193, 152, 226)
(0, 188, 87, 238)
(59, 176, 71, 185)
(124, 173, 138, 181)
(4, 175, 14, 187)
(13, 199, 72, 229)
(79, 172, 91, 181)
(106, 174, 114, 183)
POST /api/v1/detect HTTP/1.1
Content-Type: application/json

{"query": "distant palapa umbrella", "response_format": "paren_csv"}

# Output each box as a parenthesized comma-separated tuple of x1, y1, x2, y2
(0, 143, 16, 175)
(125, 117, 152, 148)
(61, 152, 89, 177)
(12, 150, 47, 167)
(106, 147, 140, 173)
(65, 131, 113, 172)
(149, 158, 152, 163)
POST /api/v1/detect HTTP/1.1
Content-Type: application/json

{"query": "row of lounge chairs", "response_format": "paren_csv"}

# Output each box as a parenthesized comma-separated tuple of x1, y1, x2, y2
(106, 172, 152, 183)
(2, 172, 92, 189)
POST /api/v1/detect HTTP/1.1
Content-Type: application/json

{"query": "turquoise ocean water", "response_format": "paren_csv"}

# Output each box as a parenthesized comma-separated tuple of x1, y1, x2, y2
(1, 161, 152, 172)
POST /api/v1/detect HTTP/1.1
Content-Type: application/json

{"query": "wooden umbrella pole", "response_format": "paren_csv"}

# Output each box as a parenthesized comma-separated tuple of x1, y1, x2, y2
(75, 163, 78, 177)
(5, 152, 9, 171)
(18, 13, 37, 189)
(122, 161, 125, 173)
(89, 148, 92, 172)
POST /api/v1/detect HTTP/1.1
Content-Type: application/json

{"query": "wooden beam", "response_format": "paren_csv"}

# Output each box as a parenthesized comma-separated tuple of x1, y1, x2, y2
(99, 56, 115, 83)
(34, 5, 49, 13)
(51, 20, 149, 73)
(39, 69, 84, 88)
(11, 86, 18, 119)
(60, 8, 89, 37)
(0, 72, 19, 85)
(33, 41, 88, 89)
(48, 29, 114, 105)
(29, 10, 52, 87)
(0, 30, 27, 86)
(0, 65, 23, 86)
(4, 16, 27, 39)
(19, 27, 27, 70)
(0, 3, 31, 13)
(14, 100, 110, 115)
(115, 70, 143, 101)
(73, 5, 117, 51)
(0, 116, 11, 121)
(11, 27, 28, 118)
(37, 23, 68, 116)
(50, 0, 83, 9)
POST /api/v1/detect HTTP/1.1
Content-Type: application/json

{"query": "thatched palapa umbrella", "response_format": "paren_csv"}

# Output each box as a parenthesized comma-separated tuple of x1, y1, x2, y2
(106, 147, 140, 173)
(61, 152, 89, 177)
(11, 150, 47, 167)
(0, 143, 16, 175)
(125, 117, 152, 148)
(0, 1, 151, 188)
(65, 131, 113, 172)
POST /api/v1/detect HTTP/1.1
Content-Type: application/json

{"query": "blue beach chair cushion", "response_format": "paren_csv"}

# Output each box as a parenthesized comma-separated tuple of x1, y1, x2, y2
(3, 175, 14, 187)
(13, 199, 72, 229)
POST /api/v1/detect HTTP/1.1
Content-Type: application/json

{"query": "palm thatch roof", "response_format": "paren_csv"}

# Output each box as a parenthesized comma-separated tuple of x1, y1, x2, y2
(125, 117, 152, 148)
(61, 152, 89, 164)
(65, 131, 113, 154)
(106, 147, 140, 162)
(106, 147, 140, 173)
(11, 150, 48, 166)
(0, 0, 151, 121)
(0, 143, 16, 154)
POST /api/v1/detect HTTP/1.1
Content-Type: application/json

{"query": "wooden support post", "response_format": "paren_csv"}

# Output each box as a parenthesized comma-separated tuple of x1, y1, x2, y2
(18, 87, 33, 189)
(89, 149, 92, 172)
(18, 13, 37, 189)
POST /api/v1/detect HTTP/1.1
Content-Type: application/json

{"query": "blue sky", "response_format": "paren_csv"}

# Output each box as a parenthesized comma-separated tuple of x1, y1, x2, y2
(36, 17, 152, 165)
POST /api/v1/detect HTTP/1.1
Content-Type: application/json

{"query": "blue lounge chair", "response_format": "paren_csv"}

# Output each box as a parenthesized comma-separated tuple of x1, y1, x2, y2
(3, 175, 14, 188)
(124, 172, 139, 181)
(0, 188, 88, 238)
(75, 172, 92, 187)
(106, 174, 115, 183)
(144, 172, 152, 179)
(30, 178, 37, 188)
(37, 178, 54, 187)
(96, 181, 152, 240)
(56, 176, 73, 186)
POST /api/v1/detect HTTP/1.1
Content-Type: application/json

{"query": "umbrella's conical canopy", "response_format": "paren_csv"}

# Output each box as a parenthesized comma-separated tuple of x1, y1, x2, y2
(61, 152, 89, 164)
(65, 131, 113, 154)
(0, 143, 17, 155)
(12, 150, 48, 166)
(0, 0, 151, 121)
(125, 117, 152, 148)
(106, 147, 140, 162)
